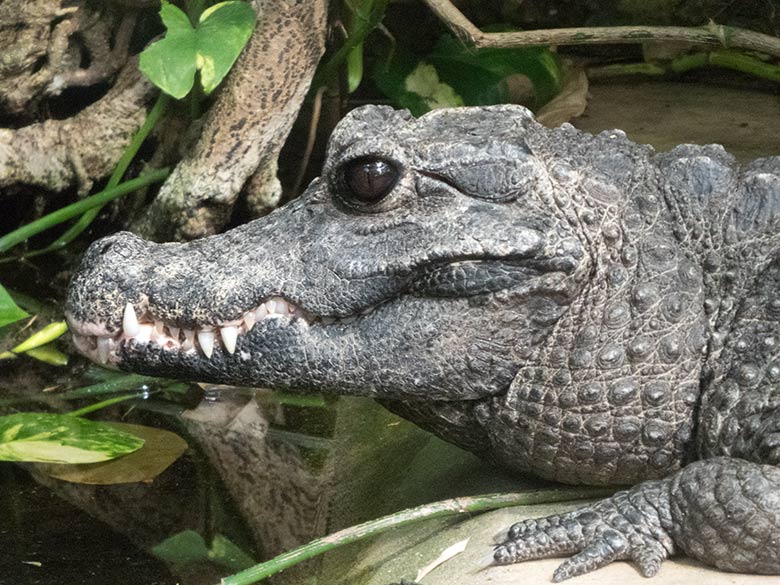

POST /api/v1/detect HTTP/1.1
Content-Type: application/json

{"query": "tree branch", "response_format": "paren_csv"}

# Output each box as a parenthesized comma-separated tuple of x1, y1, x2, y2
(422, 0, 780, 58)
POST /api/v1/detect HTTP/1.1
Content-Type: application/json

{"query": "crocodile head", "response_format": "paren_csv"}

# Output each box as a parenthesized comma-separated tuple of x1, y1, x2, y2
(66, 105, 595, 401)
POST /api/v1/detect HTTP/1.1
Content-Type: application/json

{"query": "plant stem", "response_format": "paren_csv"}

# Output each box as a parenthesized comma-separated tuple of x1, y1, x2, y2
(219, 487, 615, 585)
(43, 93, 171, 252)
(311, 0, 390, 89)
(59, 374, 174, 399)
(589, 49, 780, 82)
(0, 168, 169, 254)
(0, 374, 183, 408)
(673, 49, 780, 80)
(67, 392, 144, 417)
(588, 62, 667, 78)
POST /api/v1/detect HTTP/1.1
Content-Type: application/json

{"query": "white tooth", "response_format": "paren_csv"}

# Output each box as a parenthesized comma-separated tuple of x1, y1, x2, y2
(220, 326, 238, 354)
(182, 329, 195, 351)
(288, 303, 296, 314)
(198, 330, 215, 358)
(135, 324, 153, 343)
(154, 320, 165, 336)
(169, 327, 180, 341)
(256, 305, 268, 320)
(97, 337, 111, 364)
(244, 311, 256, 331)
(266, 300, 278, 314)
(123, 303, 140, 337)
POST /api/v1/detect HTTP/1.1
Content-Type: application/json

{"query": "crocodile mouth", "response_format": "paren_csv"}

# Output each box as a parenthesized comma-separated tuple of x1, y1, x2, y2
(68, 296, 376, 366)
(67, 253, 574, 368)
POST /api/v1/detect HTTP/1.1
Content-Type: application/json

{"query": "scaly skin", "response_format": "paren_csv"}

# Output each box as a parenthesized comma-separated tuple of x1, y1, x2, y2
(66, 105, 780, 579)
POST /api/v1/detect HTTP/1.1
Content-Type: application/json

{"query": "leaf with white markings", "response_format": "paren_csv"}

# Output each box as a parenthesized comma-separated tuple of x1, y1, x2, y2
(0, 413, 144, 464)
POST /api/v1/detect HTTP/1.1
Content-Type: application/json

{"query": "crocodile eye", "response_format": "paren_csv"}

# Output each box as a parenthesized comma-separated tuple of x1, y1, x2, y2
(342, 156, 399, 206)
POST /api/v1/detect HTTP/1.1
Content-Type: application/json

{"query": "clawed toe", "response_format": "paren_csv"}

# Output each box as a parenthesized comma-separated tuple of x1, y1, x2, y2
(493, 493, 672, 581)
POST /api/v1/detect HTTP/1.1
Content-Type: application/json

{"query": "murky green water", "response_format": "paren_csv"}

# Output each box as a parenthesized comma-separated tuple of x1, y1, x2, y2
(0, 361, 522, 585)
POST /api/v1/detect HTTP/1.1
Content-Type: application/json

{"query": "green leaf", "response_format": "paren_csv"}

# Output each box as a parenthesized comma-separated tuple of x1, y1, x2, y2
(428, 34, 563, 108)
(35, 422, 186, 484)
(139, 2, 198, 99)
(373, 32, 564, 116)
(24, 343, 69, 366)
(372, 48, 447, 117)
(0, 284, 29, 329)
(403, 63, 464, 111)
(139, 1, 256, 99)
(11, 321, 68, 354)
(0, 413, 144, 464)
(197, 2, 257, 94)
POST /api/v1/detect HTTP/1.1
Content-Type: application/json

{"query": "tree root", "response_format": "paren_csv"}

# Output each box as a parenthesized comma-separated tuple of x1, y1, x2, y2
(130, 0, 329, 241)
(0, 0, 133, 115)
(0, 60, 155, 194)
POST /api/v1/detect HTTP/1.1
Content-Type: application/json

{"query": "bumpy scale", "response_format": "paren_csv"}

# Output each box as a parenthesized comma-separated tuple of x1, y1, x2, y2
(66, 105, 780, 579)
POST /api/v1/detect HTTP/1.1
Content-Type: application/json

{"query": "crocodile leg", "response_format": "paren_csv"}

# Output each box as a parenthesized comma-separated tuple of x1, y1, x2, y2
(494, 457, 780, 580)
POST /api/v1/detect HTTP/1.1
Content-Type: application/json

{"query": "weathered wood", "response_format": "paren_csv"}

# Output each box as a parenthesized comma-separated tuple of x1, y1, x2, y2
(131, 0, 330, 241)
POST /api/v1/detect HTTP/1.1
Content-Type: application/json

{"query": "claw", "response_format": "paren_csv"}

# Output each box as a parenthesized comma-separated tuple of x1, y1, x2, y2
(494, 489, 672, 581)
(552, 530, 626, 582)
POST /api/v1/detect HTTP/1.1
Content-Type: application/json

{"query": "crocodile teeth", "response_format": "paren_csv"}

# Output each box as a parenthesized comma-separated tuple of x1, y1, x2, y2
(198, 330, 215, 358)
(78, 294, 376, 365)
(182, 329, 195, 351)
(136, 324, 153, 343)
(123, 303, 140, 337)
(267, 297, 292, 316)
(220, 326, 238, 354)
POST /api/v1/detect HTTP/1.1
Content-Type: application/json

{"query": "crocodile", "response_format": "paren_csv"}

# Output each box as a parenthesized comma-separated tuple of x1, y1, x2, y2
(66, 104, 780, 580)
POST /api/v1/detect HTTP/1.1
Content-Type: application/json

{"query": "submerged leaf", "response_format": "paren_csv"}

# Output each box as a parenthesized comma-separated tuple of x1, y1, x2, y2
(152, 530, 210, 569)
(0, 413, 144, 463)
(37, 422, 187, 484)
(153, 530, 255, 573)
(208, 534, 256, 571)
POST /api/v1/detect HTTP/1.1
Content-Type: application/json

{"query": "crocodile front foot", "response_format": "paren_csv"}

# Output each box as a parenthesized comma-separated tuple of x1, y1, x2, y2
(493, 483, 675, 581)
